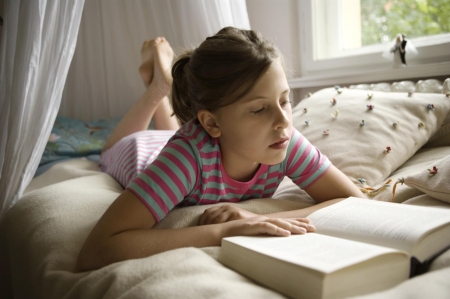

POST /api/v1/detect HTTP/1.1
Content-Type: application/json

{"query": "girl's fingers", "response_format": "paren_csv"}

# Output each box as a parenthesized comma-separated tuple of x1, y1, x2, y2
(269, 224, 291, 236)
(206, 206, 229, 224)
(198, 206, 222, 225)
(211, 213, 229, 224)
(284, 218, 315, 232)
(243, 218, 310, 236)
(265, 218, 315, 234)
(200, 205, 246, 225)
(250, 221, 291, 236)
(272, 219, 307, 234)
(297, 217, 310, 224)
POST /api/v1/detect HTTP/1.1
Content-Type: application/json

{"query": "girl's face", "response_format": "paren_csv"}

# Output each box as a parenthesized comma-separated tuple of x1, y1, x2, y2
(213, 59, 292, 181)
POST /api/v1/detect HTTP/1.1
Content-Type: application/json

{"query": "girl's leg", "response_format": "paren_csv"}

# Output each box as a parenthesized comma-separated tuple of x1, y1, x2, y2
(103, 37, 177, 153)
(153, 96, 179, 130)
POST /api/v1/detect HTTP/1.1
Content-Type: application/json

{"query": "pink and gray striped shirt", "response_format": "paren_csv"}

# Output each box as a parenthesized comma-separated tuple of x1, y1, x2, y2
(101, 119, 331, 222)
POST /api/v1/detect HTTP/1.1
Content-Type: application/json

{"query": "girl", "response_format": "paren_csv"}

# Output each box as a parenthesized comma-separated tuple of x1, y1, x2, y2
(76, 27, 365, 272)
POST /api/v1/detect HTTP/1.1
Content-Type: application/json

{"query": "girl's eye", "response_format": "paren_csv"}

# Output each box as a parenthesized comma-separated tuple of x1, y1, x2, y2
(251, 107, 265, 114)
(280, 100, 292, 107)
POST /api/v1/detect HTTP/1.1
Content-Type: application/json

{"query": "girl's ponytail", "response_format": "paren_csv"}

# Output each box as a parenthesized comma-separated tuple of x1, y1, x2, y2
(171, 49, 196, 125)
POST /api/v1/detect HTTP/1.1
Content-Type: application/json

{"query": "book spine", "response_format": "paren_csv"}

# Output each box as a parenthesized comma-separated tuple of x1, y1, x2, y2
(410, 243, 450, 277)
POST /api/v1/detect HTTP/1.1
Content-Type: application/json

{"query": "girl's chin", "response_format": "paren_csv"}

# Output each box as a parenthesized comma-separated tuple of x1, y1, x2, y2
(262, 151, 287, 166)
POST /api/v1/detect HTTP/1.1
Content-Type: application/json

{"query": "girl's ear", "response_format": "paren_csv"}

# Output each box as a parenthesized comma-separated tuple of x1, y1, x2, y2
(197, 109, 221, 138)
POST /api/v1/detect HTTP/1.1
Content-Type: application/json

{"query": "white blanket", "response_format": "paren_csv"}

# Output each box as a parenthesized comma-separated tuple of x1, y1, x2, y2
(1, 154, 450, 299)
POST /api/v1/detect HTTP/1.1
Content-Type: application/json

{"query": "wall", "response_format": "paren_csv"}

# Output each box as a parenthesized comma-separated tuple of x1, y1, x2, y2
(246, 0, 308, 104)
(246, 0, 300, 78)
(0, 0, 3, 41)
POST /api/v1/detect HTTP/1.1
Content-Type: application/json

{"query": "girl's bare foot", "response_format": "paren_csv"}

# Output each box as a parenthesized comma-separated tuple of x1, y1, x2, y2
(139, 37, 174, 98)
(150, 37, 174, 97)
(139, 39, 157, 88)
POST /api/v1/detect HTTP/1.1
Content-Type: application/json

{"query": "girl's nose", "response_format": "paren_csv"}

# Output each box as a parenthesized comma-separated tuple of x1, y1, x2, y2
(273, 106, 290, 130)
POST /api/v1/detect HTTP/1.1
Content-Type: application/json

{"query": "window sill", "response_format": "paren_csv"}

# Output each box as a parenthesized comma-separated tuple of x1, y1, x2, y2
(288, 61, 450, 89)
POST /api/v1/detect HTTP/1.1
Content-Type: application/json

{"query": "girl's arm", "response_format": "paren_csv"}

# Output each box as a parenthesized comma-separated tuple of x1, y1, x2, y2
(199, 165, 365, 224)
(76, 190, 313, 272)
(264, 165, 365, 219)
(198, 198, 344, 225)
(302, 164, 365, 203)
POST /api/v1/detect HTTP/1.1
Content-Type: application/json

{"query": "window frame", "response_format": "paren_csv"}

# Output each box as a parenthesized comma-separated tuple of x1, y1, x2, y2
(292, 0, 450, 88)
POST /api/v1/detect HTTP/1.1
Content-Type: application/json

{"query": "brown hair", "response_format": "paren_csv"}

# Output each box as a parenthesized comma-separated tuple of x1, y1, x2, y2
(171, 26, 282, 125)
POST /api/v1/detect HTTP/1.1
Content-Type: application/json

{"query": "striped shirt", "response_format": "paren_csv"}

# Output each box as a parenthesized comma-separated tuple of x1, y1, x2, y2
(102, 119, 331, 222)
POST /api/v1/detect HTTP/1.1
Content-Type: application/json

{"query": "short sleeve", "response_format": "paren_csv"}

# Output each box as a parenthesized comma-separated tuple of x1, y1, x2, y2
(285, 128, 331, 189)
(126, 137, 199, 222)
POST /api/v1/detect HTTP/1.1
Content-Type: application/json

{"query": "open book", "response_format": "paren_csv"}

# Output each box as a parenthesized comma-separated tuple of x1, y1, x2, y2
(218, 197, 450, 299)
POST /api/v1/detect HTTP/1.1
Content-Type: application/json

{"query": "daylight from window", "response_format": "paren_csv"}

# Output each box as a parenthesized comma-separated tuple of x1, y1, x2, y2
(305, 0, 450, 77)
(360, 0, 450, 47)
(332, 0, 450, 54)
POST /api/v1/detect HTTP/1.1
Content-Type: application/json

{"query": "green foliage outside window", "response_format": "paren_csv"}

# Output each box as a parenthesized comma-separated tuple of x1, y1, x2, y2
(361, 0, 450, 46)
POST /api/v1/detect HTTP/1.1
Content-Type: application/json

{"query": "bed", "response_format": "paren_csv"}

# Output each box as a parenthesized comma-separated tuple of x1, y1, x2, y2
(1, 78, 450, 299)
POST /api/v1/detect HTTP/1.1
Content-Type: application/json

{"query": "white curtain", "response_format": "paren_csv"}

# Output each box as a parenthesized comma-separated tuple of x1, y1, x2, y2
(0, 0, 249, 221)
(59, 0, 251, 122)
(0, 0, 85, 221)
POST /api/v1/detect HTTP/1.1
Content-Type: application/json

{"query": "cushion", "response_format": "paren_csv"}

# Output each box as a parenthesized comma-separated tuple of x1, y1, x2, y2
(292, 88, 450, 186)
(398, 155, 450, 203)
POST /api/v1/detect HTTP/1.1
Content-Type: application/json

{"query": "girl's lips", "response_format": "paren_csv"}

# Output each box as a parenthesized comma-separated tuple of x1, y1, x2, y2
(269, 139, 289, 149)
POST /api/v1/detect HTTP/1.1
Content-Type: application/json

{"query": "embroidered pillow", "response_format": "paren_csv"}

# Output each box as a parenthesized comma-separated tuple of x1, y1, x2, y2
(292, 88, 450, 186)
(424, 112, 450, 148)
(397, 155, 450, 203)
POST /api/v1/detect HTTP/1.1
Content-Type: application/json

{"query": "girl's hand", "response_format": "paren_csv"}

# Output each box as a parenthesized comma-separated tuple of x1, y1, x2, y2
(222, 216, 314, 237)
(198, 205, 258, 225)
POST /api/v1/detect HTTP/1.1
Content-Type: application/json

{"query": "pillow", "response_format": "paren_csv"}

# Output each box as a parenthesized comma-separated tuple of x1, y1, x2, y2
(292, 88, 450, 186)
(40, 116, 122, 166)
(425, 111, 450, 147)
(396, 155, 450, 203)
(425, 78, 450, 147)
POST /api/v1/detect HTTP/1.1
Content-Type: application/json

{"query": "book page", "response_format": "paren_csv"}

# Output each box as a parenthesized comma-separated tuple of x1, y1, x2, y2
(224, 233, 404, 273)
(309, 197, 450, 253)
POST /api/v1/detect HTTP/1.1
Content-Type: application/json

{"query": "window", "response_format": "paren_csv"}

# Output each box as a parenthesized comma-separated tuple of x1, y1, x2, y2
(361, 0, 450, 47)
(294, 0, 450, 86)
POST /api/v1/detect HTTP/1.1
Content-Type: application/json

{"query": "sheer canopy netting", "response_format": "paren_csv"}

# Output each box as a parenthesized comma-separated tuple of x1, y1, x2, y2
(0, 0, 85, 222)
(0, 0, 250, 222)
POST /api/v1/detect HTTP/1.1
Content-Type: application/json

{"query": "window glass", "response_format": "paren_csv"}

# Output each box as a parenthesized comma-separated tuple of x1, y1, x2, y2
(303, 0, 450, 75)
(360, 0, 450, 46)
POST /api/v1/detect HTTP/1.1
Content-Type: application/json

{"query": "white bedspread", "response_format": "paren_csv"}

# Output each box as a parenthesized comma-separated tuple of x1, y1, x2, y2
(1, 152, 450, 299)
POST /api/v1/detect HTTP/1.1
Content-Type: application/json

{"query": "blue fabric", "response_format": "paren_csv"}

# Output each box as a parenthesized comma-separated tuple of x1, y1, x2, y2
(40, 116, 121, 166)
